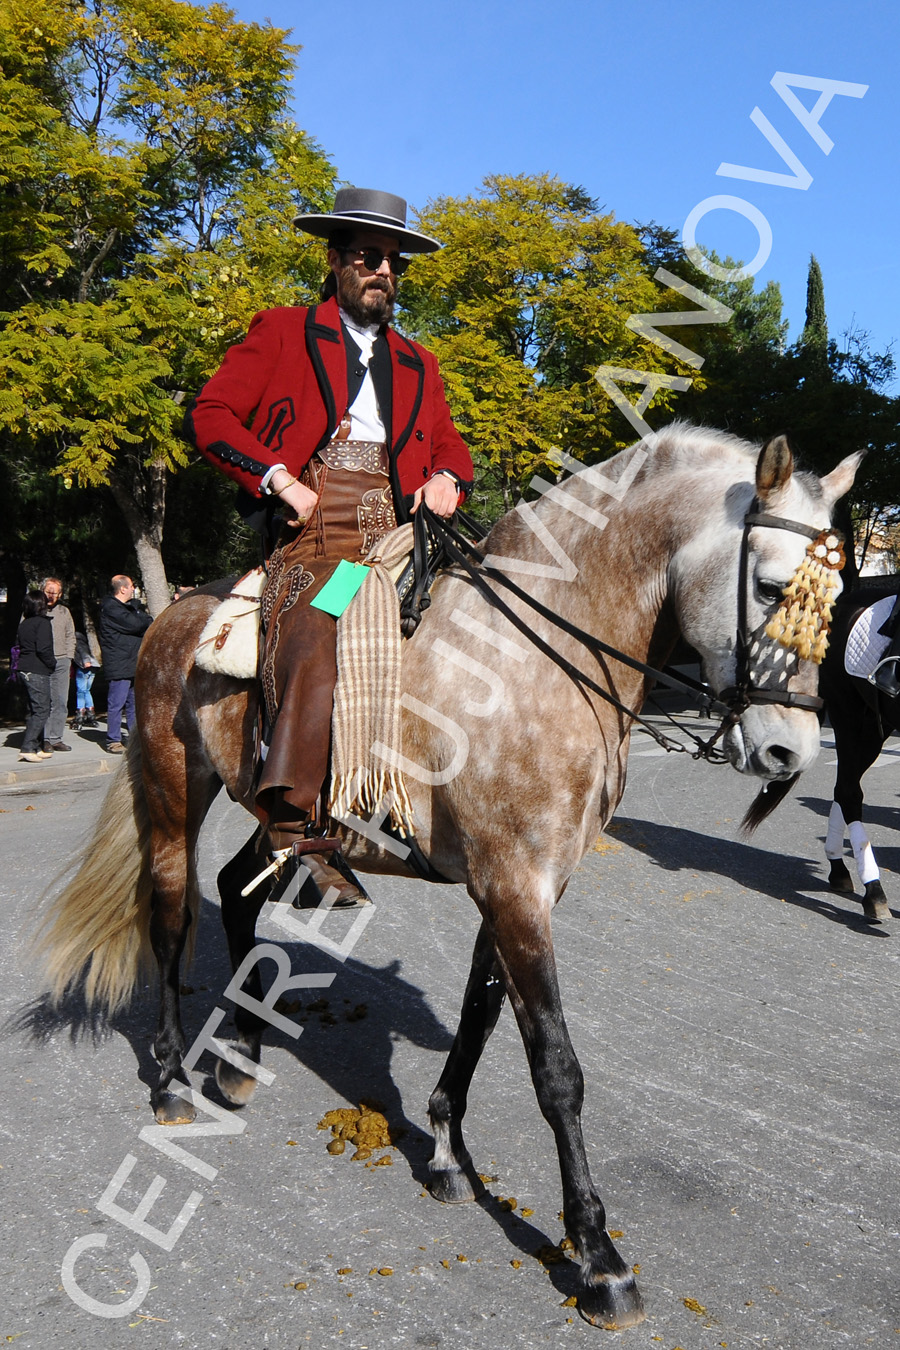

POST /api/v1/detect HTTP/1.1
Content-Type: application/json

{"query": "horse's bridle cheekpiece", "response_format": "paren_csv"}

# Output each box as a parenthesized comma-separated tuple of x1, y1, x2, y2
(726, 503, 846, 721)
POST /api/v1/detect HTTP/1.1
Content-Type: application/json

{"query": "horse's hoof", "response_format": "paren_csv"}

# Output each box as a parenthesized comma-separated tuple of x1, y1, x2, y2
(153, 1092, 196, 1125)
(215, 1058, 258, 1106)
(827, 861, 854, 895)
(577, 1271, 645, 1329)
(862, 881, 891, 924)
(427, 1162, 485, 1204)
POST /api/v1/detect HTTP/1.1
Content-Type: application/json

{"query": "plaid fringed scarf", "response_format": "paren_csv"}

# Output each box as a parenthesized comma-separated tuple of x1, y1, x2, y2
(328, 523, 417, 835)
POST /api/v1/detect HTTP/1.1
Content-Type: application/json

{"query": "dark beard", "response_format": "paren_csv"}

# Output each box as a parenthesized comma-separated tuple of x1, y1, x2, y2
(335, 262, 395, 327)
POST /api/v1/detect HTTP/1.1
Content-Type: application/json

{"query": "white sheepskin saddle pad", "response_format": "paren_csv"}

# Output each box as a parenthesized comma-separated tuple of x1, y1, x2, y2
(194, 567, 266, 679)
(844, 595, 894, 679)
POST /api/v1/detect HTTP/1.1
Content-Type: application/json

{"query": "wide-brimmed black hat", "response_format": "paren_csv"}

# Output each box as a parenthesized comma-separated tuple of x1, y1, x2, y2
(293, 187, 441, 253)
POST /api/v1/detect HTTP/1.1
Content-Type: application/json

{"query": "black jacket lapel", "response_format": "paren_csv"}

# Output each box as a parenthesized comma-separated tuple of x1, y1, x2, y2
(305, 301, 348, 452)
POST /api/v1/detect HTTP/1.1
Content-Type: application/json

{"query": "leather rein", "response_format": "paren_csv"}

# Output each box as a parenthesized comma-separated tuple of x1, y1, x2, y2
(415, 500, 831, 762)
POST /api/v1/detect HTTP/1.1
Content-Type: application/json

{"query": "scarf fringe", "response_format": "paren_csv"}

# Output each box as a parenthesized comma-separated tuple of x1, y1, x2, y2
(327, 523, 417, 839)
(329, 768, 416, 837)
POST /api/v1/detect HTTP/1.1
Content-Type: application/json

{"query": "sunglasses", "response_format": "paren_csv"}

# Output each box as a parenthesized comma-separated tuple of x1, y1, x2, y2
(342, 247, 410, 276)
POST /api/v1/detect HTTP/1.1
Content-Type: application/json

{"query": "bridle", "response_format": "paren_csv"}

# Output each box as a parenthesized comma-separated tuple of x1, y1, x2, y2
(722, 501, 831, 717)
(417, 499, 838, 762)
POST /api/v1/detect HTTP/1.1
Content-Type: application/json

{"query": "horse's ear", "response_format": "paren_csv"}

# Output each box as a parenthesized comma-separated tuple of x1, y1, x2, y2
(756, 434, 793, 499)
(820, 449, 866, 508)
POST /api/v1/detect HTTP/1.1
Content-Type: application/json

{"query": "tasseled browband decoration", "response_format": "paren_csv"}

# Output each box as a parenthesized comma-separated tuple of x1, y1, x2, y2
(765, 531, 846, 663)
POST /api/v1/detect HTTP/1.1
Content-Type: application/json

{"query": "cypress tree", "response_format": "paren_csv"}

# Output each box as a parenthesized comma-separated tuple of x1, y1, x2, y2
(802, 254, 828, 348)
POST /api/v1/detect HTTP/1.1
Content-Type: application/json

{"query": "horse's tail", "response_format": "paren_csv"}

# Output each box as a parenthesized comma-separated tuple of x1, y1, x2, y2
(34, 738, 155, 1013)
(740, 772, 800, 834)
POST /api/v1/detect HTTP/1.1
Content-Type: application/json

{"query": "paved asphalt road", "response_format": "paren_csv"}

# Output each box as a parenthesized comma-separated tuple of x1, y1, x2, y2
(1, 710, 899, 1349)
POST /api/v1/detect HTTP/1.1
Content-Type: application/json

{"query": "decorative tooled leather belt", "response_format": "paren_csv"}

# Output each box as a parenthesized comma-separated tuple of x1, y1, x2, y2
(317, 440, 389, 475)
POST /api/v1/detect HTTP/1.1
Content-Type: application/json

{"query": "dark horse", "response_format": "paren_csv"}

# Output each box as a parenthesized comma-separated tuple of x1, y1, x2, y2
(819, 574, 900, 923)
(37, 426, 860, 1329)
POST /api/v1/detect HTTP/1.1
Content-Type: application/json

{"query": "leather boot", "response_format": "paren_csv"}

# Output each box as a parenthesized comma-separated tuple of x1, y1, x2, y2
(266, 839, 368, 909)
(304, 853, 368, 907)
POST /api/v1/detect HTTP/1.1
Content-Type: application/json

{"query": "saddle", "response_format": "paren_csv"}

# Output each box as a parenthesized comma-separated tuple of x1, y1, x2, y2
(195, 511, 486, 885)
(194, 567, 266, 679)
(844, 595, 895, 680)
(194, 507, 486, 678)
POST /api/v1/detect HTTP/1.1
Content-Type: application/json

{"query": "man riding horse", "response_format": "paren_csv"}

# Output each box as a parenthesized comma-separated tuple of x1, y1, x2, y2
(184, 187, 474, 904)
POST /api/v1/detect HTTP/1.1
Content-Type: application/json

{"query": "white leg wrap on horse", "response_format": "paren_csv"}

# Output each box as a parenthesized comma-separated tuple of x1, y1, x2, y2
(824, 802, 846, 859)
(848, 819, 880, 884)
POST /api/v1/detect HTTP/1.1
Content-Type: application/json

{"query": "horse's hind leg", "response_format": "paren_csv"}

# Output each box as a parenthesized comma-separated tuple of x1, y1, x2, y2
(428, 920, 506, 1203)
(215, 829, 273, 1106)
(147, 831, 203, 1123)
(830, 713, 891, 922)
(481, 886, 644, 1330)
(145, 779, 220, 1124)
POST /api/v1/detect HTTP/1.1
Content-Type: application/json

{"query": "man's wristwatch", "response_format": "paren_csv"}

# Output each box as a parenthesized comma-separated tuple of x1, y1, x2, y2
(434, 470, 460, 491)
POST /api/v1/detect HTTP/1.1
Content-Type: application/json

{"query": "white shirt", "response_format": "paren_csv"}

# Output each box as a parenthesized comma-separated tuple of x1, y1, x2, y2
(339, 308, 386, 442)
(259, 308, 387, 494)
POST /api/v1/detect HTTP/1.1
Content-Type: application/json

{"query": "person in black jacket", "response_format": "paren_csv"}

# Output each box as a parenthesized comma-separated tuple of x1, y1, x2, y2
(98, 575, 152, 754)
(16, 590, 56, 762)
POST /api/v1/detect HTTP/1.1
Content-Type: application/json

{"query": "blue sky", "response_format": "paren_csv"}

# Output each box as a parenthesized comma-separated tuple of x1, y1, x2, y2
(234, 0, 898, 387)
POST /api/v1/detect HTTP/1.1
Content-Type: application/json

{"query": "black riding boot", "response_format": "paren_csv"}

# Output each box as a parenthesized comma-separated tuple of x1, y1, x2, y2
(873, 593, 900, 696)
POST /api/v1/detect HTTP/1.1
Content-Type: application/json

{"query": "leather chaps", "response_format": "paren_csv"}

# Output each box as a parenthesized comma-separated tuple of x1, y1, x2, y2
(256, 448, 397, 849)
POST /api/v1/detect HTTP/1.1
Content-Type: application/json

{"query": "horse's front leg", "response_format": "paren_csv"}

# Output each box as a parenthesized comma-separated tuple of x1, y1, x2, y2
(428, 920, 506, 1203)
(215, 830, 272, 1106)
(487, 888, 645, 1330)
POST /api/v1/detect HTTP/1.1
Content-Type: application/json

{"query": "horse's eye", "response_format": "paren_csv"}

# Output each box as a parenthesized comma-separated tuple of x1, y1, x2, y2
(758, 580, 786, 606)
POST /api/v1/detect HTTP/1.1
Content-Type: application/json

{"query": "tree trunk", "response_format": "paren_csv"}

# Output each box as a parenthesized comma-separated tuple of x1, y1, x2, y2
(107, 458, 171, 617)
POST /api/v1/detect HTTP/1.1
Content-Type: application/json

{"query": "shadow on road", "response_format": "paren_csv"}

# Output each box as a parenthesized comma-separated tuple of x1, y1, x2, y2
(3, 890, 587, 1267)
(610, 813, 895, 935)
(798, 790, 900, 834)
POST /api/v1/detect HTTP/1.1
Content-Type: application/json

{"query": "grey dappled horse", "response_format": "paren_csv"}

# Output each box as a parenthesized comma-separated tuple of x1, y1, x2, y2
(39, 424, 860, 1328)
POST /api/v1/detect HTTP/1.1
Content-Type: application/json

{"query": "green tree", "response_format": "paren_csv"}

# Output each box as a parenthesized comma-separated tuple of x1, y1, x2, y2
(0, 0, 334, 614)
(644, 233, 899, 569)
(801, 254, 828, 350)
(401, 175, 693, 515)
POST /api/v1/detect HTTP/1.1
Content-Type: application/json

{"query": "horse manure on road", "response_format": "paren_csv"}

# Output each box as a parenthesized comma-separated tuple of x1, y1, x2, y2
(317, 1102, 401, 1162)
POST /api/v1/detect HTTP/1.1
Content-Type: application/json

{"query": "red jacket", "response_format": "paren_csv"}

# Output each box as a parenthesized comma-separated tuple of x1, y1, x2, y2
(184, 297, 473, 520)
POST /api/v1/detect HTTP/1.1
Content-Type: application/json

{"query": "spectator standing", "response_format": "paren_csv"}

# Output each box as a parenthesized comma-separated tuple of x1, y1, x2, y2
(42, 576, 76, 751)
(16, 590, 56, 762)
(98, 575, 152, 754)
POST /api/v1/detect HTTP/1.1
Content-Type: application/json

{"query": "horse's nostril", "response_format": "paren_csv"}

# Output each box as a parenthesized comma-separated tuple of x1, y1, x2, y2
(768, 744, 798, 771)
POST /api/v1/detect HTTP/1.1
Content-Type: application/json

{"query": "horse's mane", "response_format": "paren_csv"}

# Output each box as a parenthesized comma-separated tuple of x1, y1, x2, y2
(625, 422, 823, 506)
(641, 420, 759, 472)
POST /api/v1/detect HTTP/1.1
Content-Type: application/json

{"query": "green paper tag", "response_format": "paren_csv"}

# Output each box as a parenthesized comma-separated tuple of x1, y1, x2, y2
(309, 559, 370, 618)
